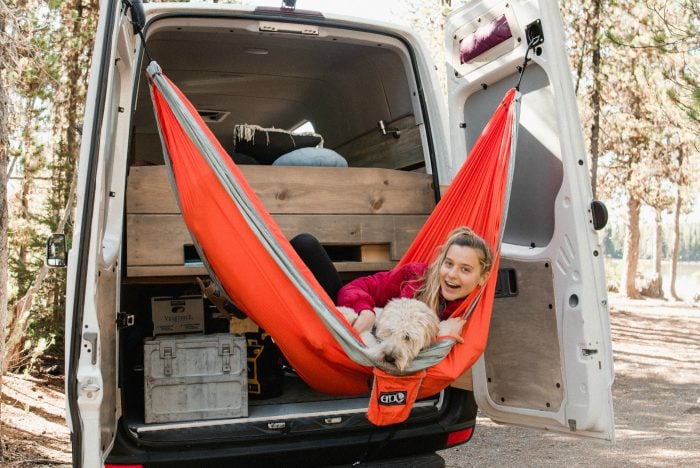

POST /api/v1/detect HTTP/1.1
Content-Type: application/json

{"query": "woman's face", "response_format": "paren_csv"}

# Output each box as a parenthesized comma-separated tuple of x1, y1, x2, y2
(439, 244, 487, 301)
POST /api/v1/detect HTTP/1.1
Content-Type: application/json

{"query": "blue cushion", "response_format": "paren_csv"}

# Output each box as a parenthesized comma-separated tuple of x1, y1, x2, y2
(272, 147, 348, 167)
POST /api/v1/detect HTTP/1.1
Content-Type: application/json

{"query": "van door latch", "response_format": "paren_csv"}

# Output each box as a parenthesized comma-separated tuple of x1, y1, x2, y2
(83, 332, 98, 365)
(80, 378, 101, 399)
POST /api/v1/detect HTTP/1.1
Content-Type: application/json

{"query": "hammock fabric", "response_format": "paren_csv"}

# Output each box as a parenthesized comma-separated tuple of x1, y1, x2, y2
(147, 61, 519, 420)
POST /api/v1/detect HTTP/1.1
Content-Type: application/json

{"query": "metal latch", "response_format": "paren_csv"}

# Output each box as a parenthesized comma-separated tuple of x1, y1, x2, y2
(160, 343, 175, 376)
(378, 120, 401, 138)
(117, 312, 135, 329)
(80, 378, 101, 399)
(83, 332, 98, 365)
(220, 340, 231, 373)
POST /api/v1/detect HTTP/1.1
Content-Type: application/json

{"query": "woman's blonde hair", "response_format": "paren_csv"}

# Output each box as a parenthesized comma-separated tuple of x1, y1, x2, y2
(414, 227, 493, 312)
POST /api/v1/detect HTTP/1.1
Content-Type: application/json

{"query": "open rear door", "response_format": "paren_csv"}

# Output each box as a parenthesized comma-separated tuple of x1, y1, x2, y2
(65, 1, 139, 466)
(445, 1, 614, 440)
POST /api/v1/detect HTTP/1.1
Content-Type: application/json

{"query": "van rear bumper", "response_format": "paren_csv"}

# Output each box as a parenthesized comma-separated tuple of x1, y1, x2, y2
(105, 388, 476, 467)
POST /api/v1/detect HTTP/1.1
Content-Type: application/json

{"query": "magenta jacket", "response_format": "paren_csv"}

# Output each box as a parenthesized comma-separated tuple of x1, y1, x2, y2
(336, 262, 462, 321)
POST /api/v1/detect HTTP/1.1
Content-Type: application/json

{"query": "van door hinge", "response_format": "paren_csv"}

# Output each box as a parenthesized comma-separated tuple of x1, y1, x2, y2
(117, 312, 135, 329)
(590, 200, 608, 230)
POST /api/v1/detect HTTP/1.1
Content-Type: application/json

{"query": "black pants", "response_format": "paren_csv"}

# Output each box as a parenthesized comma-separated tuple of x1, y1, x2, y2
(290, 233, 342, 302)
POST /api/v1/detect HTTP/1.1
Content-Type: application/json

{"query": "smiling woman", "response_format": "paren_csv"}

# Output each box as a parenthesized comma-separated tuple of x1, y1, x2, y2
(336, 227, 492, 327)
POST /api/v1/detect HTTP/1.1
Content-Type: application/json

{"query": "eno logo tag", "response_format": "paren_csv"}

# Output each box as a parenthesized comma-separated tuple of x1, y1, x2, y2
(379, 391, 407, 406)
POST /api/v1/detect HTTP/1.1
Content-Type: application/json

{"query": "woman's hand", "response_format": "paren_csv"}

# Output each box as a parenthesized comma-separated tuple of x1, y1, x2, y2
(438, 317, 466, 343)
(352, 309, 375, 334)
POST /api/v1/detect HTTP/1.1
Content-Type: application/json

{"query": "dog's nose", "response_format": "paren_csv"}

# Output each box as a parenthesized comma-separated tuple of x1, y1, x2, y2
(384, 354, 395, 364)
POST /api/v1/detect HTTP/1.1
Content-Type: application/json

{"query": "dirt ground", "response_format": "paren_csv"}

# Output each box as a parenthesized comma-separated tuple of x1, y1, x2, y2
(1, 294, 698, 467)
(441, 294, 700, 467)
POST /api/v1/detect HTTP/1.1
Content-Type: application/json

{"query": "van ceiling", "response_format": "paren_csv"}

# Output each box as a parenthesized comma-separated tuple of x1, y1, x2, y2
(134, 25, 414, 160)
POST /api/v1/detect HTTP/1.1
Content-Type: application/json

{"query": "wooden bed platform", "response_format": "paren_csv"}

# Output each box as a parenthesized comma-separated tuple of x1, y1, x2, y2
(125, 165, 436, 279)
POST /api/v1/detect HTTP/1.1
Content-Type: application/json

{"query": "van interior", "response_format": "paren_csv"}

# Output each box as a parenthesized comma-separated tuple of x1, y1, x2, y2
(121, 17, 445, 441)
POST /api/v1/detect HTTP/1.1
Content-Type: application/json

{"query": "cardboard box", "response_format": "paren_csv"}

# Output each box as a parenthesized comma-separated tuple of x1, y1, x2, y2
(151, 295, 204, 335)
(144, 333, 248, 423)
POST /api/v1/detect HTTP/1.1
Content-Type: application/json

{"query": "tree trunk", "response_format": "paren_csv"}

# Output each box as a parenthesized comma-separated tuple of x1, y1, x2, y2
(640, 208, 664, 298)
(589, 0, 602, 199)
(1, 4, 11, 458)
(573, 6, 590, 96)
(668, 190, 682, 300)
(622, 196, 642, 299)
(0, 90, 8, 369)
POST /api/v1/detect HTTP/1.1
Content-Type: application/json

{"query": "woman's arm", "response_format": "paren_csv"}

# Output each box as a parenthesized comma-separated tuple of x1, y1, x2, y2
(337, 263, 426, 333)
(337, 270, 394, 313)
(337, 264, 422, 313)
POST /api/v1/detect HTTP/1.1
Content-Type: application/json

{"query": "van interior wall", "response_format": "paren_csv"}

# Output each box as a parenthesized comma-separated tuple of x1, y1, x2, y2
(131, 25, 417, 167)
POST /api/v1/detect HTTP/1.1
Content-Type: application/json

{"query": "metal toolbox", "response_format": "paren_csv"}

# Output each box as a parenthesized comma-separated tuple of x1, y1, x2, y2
(144, 333, 248, 423)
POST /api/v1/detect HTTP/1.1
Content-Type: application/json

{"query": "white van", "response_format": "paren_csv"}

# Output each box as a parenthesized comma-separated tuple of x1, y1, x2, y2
(54, 0, 615, 466)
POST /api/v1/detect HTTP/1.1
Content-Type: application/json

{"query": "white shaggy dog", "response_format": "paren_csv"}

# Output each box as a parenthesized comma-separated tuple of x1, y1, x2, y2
(339, 298, 440, 372)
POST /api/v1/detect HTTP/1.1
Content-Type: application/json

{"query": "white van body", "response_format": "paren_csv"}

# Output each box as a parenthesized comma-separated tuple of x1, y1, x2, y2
(64, 1, 614, 466)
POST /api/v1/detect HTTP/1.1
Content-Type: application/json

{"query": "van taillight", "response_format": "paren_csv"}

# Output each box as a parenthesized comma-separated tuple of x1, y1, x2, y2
(446, 427, 474, 447)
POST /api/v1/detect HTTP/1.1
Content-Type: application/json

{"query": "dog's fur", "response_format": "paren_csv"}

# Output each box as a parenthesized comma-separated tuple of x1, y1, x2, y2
(339, 298, 440, 372)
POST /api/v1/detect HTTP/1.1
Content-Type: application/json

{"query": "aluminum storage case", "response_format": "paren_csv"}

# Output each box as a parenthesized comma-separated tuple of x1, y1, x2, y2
(144, 333, 248, 423)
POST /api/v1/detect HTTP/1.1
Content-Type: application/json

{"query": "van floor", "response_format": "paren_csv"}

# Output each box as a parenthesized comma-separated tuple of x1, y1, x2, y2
(122, 369, 370, 429)
(121, 371, 380, 444)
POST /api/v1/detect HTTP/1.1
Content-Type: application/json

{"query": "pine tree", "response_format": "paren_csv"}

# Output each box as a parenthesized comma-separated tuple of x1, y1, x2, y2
(3, 0, 97, 372)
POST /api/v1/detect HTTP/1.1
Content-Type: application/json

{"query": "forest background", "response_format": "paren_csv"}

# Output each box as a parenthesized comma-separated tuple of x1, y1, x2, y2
(0, 0, 697, 383)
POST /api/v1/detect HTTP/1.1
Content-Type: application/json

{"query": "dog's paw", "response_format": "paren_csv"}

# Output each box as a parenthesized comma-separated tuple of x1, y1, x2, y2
(337, 306, 359, 325)
(360, 331, 379, 347)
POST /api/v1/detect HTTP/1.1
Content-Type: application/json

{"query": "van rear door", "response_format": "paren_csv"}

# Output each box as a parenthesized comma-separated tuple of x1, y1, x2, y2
(445, 1, 614, 440)
(65, 1, 138, 466)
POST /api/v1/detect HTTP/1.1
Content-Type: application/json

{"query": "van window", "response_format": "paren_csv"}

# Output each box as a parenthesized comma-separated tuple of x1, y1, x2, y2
(292, 121, 315, 134)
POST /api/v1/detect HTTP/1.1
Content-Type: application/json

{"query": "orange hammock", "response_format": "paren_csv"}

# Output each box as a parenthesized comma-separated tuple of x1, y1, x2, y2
(147, 61, 519, 420)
